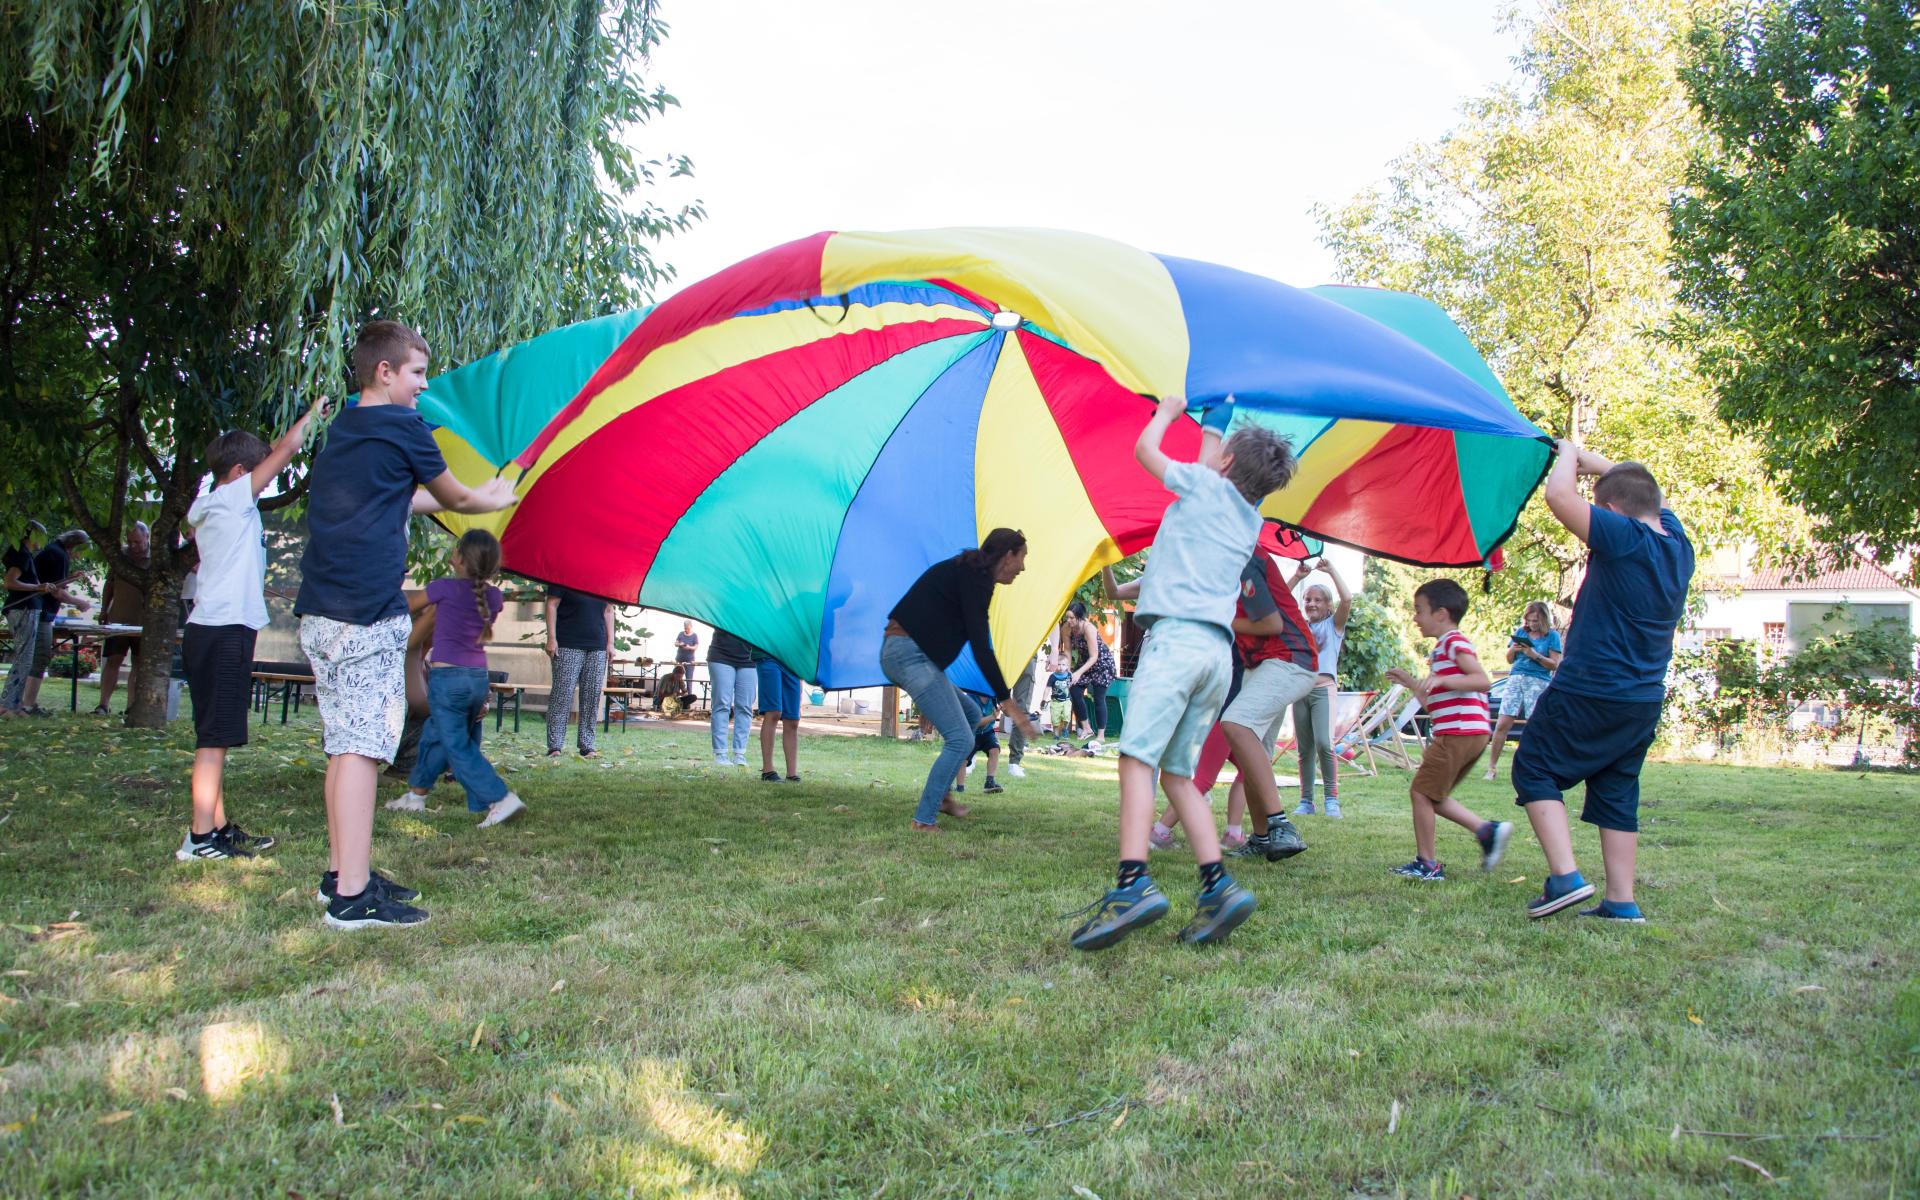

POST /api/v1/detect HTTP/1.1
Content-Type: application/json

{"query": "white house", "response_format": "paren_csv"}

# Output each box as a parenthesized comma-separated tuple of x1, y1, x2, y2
(1683, 553, 1919, 654)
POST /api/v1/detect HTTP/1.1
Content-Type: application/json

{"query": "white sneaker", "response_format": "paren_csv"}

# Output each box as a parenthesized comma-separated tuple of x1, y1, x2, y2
(477, 794, 526, 827)
(713, 755, 730, 767)
(386, 792, 427, 812)
(730, 754, 748, 767)
(1006, 762, 1026, 779)
(1084, 739, 1103, 754)
(1482, 768, 1497, 782)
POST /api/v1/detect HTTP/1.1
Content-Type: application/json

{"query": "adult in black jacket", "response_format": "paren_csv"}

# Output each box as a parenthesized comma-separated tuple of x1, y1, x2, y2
(881, 528, 1040, 830)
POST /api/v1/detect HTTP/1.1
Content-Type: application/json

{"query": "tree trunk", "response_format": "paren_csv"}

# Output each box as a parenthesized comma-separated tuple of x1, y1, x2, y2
(881, 686, 898, 739)
(126, 548, 188, 730)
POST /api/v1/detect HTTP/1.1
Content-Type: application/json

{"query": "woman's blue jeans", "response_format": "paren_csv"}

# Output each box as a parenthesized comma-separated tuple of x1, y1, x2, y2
(409, 666, 508, 811)
(709, 661, 758, 759)
(881, 635, 982, 824)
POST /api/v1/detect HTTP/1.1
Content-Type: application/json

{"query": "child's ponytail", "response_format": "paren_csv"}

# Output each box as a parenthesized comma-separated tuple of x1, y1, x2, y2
(454, 529, 503, 644)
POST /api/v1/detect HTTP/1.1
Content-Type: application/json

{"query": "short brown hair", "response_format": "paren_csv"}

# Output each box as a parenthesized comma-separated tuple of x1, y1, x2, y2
(205, 430, 271, 480)
(351, 320, 430, 387)
(1593, 461, 1662, 519)
(1415, 578, 1470, 624)
(1221, 425, 1297, 504)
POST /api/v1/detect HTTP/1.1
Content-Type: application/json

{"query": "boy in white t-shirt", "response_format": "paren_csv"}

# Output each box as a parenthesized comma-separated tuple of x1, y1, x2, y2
(175, 400, 324, 861)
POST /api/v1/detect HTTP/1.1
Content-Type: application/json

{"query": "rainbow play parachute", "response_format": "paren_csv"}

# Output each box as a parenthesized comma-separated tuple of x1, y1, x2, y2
(416, 228, 1550, 691)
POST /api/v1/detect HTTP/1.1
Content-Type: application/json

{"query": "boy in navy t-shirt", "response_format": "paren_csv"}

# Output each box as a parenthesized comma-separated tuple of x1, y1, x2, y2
(1514, 441, 1694, 923)
(297, 320, 518, 931)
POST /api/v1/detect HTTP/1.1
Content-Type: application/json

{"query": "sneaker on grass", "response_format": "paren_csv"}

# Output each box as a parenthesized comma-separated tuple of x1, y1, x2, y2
(324, 888, 429, 931)
(1324, 798, 1343, 819)
(1149, 825, 1179, 851)
(386, 792, 426, 812)
(761, 770, 782, 782)
(1067, 876, 1171, 951)
(1391, 858, 1445, 881)
(1226, 833, 1269, 858)
(1578, 900, 1647, 923)
(175, 830, 244, 861)
(1005, 762, 1026, 779)
(221, 823, 276, 853)
(316, 869, 420, 905)
(478, 794, 526, 828)
(983, 776, 1004, 794)
(1527, 872, 1595, 919)
(1177, 878, 1256, 945)
(1295, 799, 1315, 816)
(1219, 829, 1247, 852)
(1265, 818, 1307, 860)
(1477, 820, 1514, 871)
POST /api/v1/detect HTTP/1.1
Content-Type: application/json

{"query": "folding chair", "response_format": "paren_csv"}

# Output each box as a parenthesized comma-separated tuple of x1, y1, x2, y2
(1331, 686, 1402, 777)
(1370, 690, 1430, 770)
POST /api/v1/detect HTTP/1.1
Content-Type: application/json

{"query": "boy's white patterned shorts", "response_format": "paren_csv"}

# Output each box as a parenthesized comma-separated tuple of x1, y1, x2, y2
(299, 613, 410, 763)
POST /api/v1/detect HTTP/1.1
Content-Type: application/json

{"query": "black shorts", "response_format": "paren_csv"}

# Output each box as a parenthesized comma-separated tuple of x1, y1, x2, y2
(104, 635, 141, 659)
(1510, 686, 1663, 832)
(182, 623, 257, 749)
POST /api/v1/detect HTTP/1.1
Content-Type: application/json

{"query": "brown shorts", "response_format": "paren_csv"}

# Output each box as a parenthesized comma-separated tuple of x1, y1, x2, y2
(1412, 733, 1488, 800)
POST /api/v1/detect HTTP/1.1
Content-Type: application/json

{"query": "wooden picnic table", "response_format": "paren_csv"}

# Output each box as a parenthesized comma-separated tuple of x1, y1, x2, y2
(50, 620, 141, 713)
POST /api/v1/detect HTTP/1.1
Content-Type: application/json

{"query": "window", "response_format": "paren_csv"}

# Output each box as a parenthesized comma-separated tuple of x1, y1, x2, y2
(1763, 622, 1786, 650)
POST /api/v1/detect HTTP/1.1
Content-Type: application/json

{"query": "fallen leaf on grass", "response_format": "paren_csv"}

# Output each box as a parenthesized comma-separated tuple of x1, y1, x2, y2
(1110, 1106, 1128, 1130)
(96, 1110, 134, 1125)
(1071, 1189, 1102, 1200)
(1388, 1099, 1401, 1134)
(330, 1093, 345, 1126)
(1792, 985, 1825, 994)
(1505, 876, 1527, 885)
(1348, 1049, 1362, 1058)
(453, 1114, 487, 1124)
(548, 1092, 575, 1114)
(165, 1087, 189, 1101)
(1687, 1011, 1704, 1025)
(468, 1021, 485, 1051)
(549, 979, 567, 995)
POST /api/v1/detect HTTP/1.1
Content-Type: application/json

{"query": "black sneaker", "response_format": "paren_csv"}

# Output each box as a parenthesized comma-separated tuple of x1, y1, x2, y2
(221, 823, 276, 854)
(1390, 858, 1444, 881)
(324, 887, 429, 931)
(315, 869, 421, 905)
(1227, 833, 1271, 859)
(761, 770, 782, 782)
(1264, 818, 1308, 860)
(175, 830, 245, 861)
(983, 777, 1004, 794)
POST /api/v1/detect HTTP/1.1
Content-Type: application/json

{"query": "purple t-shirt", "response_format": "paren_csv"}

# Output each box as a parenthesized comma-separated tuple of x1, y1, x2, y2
(426, 577, 503, 669)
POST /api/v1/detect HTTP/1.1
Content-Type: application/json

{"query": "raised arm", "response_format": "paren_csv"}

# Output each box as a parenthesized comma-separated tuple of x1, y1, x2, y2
(1132, 393, 1189, 483)
(1543, 438, 1592, 545)
(414, 472, 519, 515)
(1325, 560, 1353, 628)
(1099, 565, 1141, 603)
(249, 397, 329, 497)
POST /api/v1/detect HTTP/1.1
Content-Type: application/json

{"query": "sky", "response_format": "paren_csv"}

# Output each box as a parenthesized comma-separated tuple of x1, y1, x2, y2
(640, 0, 1526, 298)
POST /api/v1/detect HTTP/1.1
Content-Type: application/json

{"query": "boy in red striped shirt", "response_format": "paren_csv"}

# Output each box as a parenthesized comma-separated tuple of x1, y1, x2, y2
(1384, 579, 1513, 882)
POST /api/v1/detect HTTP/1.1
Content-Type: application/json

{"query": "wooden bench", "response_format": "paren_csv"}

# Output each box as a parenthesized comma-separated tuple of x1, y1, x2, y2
(251, 671, 315, 724)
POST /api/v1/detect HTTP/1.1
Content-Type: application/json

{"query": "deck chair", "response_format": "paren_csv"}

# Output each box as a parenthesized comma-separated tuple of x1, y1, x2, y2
(1370, 689, 1430, 770)
(1331, 686, 1402, 777)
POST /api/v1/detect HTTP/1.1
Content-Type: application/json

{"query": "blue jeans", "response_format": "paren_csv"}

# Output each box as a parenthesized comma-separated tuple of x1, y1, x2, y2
(881, 635, 983, 825)
(709, 661, 758, 759)
(409, 666, 508, 811)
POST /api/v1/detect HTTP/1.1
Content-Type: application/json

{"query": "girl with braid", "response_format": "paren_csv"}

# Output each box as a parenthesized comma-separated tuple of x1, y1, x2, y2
(388, 530, 525, 826)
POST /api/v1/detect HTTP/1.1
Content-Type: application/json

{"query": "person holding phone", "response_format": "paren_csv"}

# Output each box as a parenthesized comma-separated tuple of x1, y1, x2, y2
(1485, 601, 1562, 780)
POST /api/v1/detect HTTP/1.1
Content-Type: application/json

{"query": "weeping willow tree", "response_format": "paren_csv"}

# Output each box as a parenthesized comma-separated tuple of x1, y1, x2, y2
(0, 0, 699, 726)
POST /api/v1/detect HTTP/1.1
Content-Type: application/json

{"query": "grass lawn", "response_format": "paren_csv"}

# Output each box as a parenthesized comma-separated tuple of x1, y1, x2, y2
(1, 684, 1916, 1198)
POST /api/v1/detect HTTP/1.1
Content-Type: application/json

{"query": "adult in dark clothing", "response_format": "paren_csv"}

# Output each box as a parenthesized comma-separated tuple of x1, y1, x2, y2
(544, 585, 614, 758)
(3, 521, 49, 715)
(880, 528, 1040, 830)
(15, 531, 90, 714)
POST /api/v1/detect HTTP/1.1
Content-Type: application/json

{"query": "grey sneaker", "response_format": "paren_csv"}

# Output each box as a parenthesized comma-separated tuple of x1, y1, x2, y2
(1227, 833, 1270, 858)
(1067, 877, 1172, 951)
(1264, 818, 1307, 860)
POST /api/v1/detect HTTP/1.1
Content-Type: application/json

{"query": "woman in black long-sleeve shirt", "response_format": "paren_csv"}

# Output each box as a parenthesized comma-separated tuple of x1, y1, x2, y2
(881, 527, 1040, 831)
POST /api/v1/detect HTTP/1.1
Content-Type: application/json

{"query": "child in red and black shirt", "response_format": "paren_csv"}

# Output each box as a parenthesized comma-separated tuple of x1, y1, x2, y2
(1384, 578, 1512, 882)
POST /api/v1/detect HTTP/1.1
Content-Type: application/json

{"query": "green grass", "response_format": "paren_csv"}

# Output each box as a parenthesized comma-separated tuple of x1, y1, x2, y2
(1, 684, 1916, 1198)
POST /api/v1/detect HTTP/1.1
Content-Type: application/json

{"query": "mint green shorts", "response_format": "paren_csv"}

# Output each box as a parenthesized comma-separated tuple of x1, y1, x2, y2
(1117, 618, 1232, 777)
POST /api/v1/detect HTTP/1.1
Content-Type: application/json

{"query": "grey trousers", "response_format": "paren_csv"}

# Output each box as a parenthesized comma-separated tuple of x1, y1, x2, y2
(1292, 680, 1340, 799)
(1007, 657, 1037, 764)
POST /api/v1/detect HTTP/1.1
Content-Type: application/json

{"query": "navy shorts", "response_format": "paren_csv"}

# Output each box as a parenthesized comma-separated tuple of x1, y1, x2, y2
(1510, 686, 1663, 832)
(754, 661, 801, 720)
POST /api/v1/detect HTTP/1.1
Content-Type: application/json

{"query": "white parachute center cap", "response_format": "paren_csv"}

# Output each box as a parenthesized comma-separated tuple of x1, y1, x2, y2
(990, 311, 1021, 330)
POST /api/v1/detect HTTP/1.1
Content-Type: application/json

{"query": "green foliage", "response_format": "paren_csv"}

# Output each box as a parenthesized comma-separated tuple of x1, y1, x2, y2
(1315, 0, 1809, 620)
(0, 0, 696, 725)
(1334, 593, 1414, 692)
(1669, 0, 1920, 579)
(1668, 608, 1919, 763)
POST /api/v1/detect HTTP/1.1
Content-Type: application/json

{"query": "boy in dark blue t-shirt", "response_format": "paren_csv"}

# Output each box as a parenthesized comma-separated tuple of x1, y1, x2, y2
(297, 320, 519, 931)
(1514, 441, 1695, 923)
